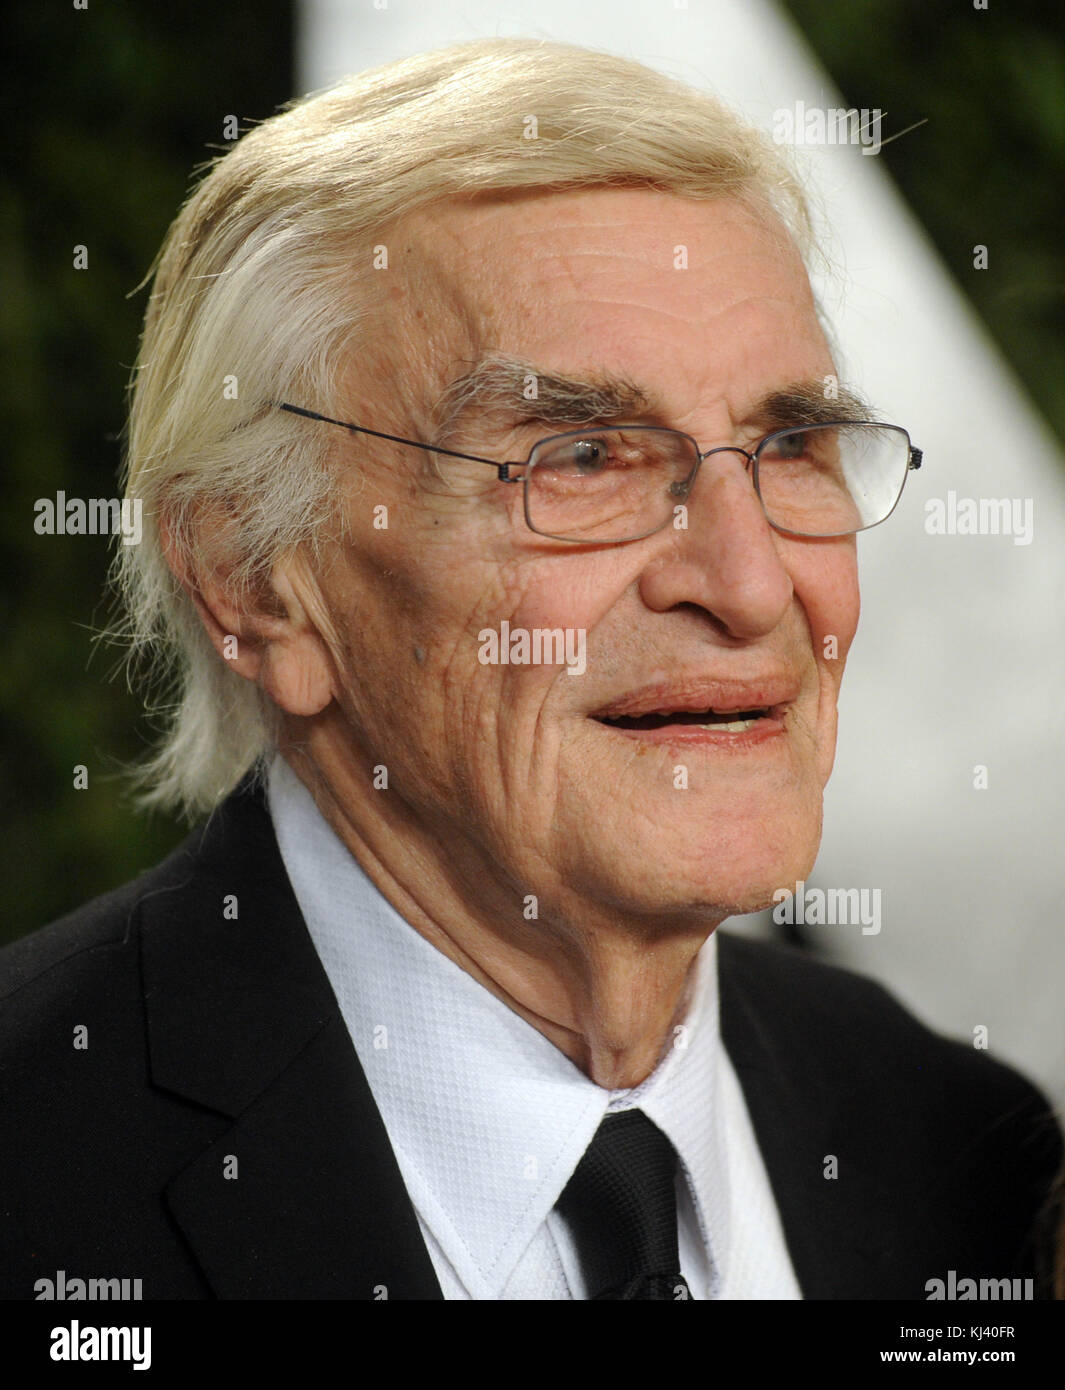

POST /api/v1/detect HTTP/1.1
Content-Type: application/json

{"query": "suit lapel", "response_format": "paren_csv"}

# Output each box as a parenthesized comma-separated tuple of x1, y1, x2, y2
(139, 784, 443, 1299)
(717, 931, 906, 1299)
(137, 783, 909, 1299)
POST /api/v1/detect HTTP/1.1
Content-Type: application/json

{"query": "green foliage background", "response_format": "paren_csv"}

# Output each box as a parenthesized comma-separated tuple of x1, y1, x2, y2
(779, 0, 1065, 444)
(2, 1, 1062, 946)
(2, 3, 293, 946)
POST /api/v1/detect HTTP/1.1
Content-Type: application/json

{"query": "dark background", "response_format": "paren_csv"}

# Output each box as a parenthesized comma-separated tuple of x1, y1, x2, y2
(3, 0, 1063, 947)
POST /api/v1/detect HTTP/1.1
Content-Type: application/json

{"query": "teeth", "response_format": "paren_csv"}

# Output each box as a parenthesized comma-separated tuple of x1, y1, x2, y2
(652, 709, 758, 719)
(696, 717, 760, 732)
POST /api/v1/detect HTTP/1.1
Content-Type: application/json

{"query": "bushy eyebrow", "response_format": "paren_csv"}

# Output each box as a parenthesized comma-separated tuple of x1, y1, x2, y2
(432, 352, 876, 445)
(745, 382, 875, 430)
(432, 353, 656, 442)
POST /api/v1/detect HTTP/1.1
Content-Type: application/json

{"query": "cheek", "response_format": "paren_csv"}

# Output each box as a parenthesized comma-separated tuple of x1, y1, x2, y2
(497, 547, 641, 638)
(791, 541, 860, 674)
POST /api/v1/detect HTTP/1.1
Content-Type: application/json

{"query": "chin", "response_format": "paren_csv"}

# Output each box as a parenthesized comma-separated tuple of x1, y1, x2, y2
(589, 818, 823, 923)
(560, 843, 819, 931)
(706, 834, 823, 916)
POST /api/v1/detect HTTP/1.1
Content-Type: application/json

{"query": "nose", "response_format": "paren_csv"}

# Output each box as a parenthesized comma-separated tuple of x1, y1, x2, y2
(638, 446, 794, 639)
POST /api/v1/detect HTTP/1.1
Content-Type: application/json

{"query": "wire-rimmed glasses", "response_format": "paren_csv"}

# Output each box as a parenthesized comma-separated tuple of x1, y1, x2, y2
(278, 403, 922, 544)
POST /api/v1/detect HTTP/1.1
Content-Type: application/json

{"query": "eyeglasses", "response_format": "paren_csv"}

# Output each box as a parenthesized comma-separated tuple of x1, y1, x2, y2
(278, 402, 923, 544)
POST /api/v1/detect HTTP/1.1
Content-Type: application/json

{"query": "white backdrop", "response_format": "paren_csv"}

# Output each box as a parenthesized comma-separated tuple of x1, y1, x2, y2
(297, 0, 1065, 1106)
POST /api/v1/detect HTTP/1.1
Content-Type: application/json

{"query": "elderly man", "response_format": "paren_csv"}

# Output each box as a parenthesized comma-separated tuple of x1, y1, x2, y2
(1, 37, 1059, 1302)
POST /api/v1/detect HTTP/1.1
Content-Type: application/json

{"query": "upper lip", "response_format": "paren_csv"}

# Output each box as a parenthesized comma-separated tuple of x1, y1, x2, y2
(590, 676, 801, 721)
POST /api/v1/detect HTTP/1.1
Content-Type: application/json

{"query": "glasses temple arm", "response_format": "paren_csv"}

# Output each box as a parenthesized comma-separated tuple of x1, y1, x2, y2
(277, 402, 505, 471)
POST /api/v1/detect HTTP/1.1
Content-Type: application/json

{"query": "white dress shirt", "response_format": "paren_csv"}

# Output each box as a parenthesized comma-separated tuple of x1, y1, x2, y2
(268, 755, 800, 1299)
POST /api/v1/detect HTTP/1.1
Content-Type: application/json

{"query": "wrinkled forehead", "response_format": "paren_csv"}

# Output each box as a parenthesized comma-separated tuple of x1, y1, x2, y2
(355, 186, 825, 429)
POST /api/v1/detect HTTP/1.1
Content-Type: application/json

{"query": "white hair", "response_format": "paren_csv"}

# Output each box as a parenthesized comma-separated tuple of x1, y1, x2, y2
(117, 35, 812, 819)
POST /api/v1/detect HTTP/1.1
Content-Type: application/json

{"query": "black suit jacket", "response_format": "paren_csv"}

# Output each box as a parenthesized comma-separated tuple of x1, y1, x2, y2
(1, 782, 1060, 1299)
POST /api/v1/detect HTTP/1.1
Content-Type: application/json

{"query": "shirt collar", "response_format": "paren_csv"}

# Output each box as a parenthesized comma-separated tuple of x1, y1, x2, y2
(268, 754, 730, 1298)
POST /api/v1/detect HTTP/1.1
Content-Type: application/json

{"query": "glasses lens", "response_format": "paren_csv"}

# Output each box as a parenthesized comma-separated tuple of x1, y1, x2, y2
(526, 428, 698, 541)
(754, 423, 911, 536)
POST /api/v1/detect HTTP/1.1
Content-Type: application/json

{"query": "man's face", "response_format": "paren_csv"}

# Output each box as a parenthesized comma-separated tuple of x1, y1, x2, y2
(311, 187, 859, 924)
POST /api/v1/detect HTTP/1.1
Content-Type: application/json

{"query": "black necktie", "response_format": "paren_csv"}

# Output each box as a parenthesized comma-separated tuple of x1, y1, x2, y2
(556, 1109, 692, 1300)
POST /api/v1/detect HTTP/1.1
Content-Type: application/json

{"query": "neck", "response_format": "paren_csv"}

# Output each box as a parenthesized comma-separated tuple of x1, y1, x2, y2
(280, 740, 715, 1090)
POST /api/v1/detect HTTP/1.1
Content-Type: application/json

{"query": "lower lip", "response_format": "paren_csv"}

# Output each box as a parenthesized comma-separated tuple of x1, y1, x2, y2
(591, 709, 787, 749)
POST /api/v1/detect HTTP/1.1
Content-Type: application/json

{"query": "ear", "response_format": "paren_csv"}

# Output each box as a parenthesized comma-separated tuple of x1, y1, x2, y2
(159, 502, 337, 718)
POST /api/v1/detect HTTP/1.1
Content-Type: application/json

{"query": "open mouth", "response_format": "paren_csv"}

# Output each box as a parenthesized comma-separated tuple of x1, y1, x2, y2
(594, 707, 770, 733)
(588, 678, 797, 746)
